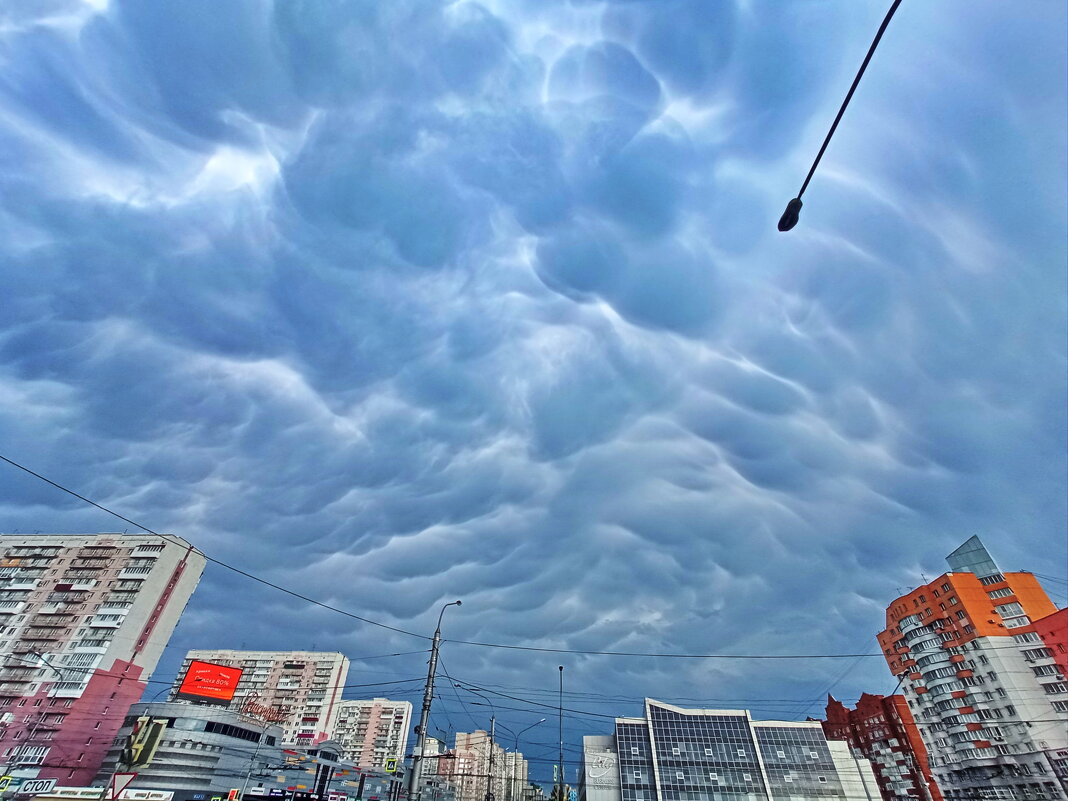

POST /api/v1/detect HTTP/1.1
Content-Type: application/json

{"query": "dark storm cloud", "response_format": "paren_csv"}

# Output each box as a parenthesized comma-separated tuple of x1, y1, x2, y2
(0, 0, 1065, 772)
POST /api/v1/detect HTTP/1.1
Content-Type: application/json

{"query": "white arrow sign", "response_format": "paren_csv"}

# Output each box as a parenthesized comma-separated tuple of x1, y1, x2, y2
(16, 778, 57, 796)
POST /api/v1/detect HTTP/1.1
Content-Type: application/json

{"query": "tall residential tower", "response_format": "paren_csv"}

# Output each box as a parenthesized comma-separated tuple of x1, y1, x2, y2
(331, 698, 411, 770)
(0, 533, 205, 785)
(877, 536, 1067, 799)
(173, 650, 349, 745)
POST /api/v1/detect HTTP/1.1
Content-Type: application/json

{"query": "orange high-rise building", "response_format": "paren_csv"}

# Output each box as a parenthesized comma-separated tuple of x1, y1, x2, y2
(878, 537, 1067, 800)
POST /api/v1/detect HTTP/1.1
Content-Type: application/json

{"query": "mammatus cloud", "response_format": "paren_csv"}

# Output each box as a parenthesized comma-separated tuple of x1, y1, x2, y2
(0, 0, 1065, 774)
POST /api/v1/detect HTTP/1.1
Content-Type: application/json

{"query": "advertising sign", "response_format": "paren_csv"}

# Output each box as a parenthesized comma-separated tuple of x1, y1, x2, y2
(176, 660, 243, 705)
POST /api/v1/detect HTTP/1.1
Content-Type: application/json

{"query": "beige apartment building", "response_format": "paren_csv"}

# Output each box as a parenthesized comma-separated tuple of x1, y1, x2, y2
(174, 649, 349, 744)
(332, 697, 412, 769)
(437, 730, 530, 801)
(0, 532, 206, 786)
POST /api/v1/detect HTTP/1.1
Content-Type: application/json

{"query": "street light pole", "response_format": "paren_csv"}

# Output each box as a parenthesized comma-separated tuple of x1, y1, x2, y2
(408, 601, 461, 801)
(502, 719, 544, 801)
(777, 0, 904, 231)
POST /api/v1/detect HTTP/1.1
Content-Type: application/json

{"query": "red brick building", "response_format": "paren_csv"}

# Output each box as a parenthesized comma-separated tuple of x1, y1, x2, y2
(820, 692, 943, 801)
(1033, 607, 1068, 679)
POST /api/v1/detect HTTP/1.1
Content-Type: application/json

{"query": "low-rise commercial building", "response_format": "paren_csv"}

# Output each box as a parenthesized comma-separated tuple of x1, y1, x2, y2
(93, 702, 395, 801)
(579, 698, 881, 801)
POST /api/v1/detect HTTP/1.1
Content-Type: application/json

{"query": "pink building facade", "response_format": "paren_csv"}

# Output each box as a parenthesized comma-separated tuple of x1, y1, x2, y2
(0, 533, 205, 785)
(332, 698, 411, 770)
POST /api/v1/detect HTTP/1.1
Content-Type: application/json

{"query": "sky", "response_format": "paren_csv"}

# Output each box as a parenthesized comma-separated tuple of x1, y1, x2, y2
(0, 0, 1066, 785)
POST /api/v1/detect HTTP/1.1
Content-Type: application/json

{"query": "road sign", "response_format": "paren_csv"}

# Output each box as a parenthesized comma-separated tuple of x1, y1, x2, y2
(0, 777, 13, 792)
(15, 778, 57, 796)
(108, 772, 138, 799)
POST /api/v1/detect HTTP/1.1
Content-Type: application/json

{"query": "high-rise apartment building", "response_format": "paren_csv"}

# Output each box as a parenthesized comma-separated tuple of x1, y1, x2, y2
(331, 697, 412, 770)
(820, 693, 943, 801)
(0, 533, 205, 785)
(579, 699, 882, 801)
(877, 536, 1068, 800)
(437, 730, 528, 801)
(173, 650, 349, 745)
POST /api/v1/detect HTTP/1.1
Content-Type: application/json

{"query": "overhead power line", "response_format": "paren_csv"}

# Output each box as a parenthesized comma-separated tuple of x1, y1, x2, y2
(0, 453, 425, 640)
(444, 638, 882, 659)
(6, 452, 1058, 663)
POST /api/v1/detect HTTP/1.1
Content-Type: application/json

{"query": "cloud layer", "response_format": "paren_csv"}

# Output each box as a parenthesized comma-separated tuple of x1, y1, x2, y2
(1, 0, 1065, 777)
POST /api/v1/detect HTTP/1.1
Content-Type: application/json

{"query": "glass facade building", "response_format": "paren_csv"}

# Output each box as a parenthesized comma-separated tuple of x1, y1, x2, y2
(581, 700, 879, 801)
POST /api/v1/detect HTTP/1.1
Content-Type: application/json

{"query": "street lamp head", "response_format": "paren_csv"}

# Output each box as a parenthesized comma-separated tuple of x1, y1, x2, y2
(777, 197, 803, 232)
(453, 600, 462, 606)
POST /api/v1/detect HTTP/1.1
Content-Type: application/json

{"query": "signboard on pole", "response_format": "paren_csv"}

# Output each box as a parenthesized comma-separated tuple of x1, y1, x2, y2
(15, 778, 57, 796)
(109, 772, 138, 800)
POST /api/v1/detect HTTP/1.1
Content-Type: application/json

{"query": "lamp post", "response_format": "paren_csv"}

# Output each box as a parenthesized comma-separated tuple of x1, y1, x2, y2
(777, 0, 904, 230)
(497, 719, 544, 801)
(408, 600, 462, 801)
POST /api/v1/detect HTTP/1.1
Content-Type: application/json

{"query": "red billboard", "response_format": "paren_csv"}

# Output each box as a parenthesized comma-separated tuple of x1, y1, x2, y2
(176, 660, 243, 705)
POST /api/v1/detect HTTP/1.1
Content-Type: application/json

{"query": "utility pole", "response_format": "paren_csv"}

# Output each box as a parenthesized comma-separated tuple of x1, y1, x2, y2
(556, 667, 564, 801)
(238, 719, 269, 801)
(408, 600, 461, 801)
(485, 717, 496, 801)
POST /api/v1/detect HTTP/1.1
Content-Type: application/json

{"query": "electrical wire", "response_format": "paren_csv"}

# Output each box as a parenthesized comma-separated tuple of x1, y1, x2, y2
(3, 453, 1063, 662)
(0, 453, 424, 641)
(444, 638, 884, 659)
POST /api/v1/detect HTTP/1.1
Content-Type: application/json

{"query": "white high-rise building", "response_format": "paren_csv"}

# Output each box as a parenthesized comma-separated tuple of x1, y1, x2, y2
(878, 537, 1068, 800)
(175, 649, 349, 745)
(332, 697, 412, 770)
(0, 533, 205, 786)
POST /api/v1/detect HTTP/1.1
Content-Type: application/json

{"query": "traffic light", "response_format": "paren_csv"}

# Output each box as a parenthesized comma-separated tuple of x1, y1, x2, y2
(124, 717, 168, 768)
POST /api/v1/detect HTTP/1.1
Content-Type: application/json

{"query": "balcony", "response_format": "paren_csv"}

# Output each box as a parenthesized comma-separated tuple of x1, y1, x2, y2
(0, 580, 38, 590)
(22, 627, 64, 640)
(72, 639, 111, 651)
(118, 567, 152, 578)
(88, 614, 124, 628)
(54, 580, 97, 591)
(34, 603, 76, 615)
